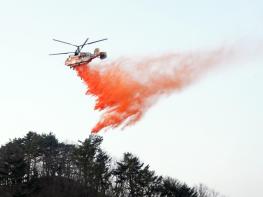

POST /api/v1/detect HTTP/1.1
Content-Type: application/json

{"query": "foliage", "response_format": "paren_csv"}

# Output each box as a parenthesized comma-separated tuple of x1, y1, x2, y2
(0, 132, 222, 197)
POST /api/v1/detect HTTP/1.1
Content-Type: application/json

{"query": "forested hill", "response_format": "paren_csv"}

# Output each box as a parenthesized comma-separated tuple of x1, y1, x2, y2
(0, 132, 222, 197)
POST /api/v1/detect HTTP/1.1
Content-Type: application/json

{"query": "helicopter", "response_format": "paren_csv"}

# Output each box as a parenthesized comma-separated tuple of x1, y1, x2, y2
(49, 38, 107, 68)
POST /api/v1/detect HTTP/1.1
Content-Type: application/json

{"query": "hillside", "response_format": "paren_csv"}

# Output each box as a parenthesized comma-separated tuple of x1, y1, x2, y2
(0, 132, 222, 197)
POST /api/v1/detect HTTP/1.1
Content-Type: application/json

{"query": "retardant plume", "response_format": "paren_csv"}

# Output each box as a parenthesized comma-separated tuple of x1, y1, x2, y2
(75, 44, 257, 133)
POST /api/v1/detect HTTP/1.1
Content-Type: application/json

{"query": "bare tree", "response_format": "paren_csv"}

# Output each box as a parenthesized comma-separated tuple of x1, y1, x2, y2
(194, 183, 226, 197)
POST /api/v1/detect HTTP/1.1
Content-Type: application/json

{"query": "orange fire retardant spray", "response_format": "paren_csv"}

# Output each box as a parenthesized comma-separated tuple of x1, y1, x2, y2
(74, 43, 261, 133)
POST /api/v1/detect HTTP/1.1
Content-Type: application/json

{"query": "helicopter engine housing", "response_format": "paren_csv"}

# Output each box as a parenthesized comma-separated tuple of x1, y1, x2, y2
(99, 52, 107, 59)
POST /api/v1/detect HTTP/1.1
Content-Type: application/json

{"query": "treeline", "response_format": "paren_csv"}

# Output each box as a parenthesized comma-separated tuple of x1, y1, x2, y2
(0, 132, 224, 197)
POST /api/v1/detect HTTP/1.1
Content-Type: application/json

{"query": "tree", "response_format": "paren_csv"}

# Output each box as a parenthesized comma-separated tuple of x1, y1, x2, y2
(55, 143, 75, 179)
(93, 149, 112, 195)
(194, 184, 226, 197)
(73, 134, 112, 195)
(0, 141, 26, 185)
(19, 131, 42, 182)
(40, 133, 59, 177)
(159, 177, 198, 197)
(113, 152, 161, 197)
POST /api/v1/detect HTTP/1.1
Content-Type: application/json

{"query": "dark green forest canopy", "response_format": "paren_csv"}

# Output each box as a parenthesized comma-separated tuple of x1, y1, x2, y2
(0, 132, 221, 197)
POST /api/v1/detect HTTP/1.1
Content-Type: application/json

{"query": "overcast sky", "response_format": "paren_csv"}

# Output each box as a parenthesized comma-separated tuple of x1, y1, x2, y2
(0, 1, 263, 196)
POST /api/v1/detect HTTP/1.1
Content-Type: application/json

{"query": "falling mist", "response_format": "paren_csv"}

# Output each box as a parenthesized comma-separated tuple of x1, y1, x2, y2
(74, 44, 259, 133)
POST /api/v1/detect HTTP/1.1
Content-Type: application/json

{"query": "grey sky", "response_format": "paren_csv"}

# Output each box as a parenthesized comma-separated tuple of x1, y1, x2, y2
(0, 1, 262, 196)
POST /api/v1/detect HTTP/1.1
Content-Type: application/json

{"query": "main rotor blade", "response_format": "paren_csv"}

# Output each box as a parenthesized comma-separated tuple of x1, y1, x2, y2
(78, 38, 89, 53)
(49, 52, 74, 55)
(53, 39, 78, 47)
(87, 38, 108, 45)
